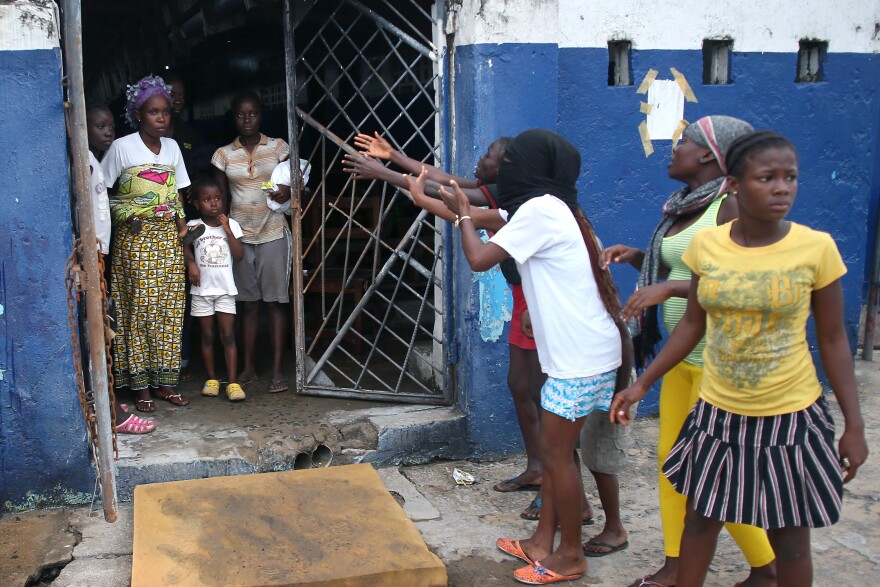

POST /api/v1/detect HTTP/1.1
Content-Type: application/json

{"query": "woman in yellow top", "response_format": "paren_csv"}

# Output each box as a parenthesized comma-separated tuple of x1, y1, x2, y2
(602, 116, 776, 587)
(612, 131, 868, 586)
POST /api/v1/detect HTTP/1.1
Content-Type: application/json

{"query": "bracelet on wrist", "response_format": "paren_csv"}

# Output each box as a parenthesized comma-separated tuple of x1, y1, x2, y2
(453, 215, 472, 228)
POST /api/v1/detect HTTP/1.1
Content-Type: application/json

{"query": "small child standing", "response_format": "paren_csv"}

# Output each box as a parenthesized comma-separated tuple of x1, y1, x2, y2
(186, 177, 246, 401)
(613, 131, 868, 586)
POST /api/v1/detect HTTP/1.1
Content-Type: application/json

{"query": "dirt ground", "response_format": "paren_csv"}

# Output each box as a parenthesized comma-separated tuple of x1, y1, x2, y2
(407, 359, 880, 587)
(1, 362, 876, 586)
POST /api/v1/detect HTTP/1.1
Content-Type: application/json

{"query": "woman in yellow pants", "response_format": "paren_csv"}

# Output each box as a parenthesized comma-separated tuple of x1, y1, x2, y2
(602, 116, 775, 587)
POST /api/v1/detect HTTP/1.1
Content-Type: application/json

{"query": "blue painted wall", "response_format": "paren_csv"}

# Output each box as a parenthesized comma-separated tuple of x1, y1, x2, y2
(451, 42, 880, 456)
(0, 48, 93, 510)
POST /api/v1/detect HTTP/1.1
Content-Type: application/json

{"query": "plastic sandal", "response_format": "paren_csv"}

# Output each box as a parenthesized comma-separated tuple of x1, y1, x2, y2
(496, 538, 534, 565)
(135, 399, 155, 413)
(182, 223, 205, 248)
(116, 414, 157, 434)
(513, 561, 583, 585)
(201, 379, 220, 397)
(226, 383, 246, 402)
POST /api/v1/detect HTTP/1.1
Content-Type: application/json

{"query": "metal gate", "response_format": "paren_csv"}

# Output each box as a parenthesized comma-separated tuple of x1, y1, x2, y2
(287, 0, 450, 404)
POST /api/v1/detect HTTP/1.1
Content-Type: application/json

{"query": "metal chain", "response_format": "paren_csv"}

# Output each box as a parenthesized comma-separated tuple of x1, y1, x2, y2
(65, 238, 119, 468)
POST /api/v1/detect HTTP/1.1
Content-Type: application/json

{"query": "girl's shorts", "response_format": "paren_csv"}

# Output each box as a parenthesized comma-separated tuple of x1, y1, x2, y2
(191, 294, 236, 317)
(509, 284, 537, 350)
(663, 396, 844, 529)
(541, 369, 616, 421)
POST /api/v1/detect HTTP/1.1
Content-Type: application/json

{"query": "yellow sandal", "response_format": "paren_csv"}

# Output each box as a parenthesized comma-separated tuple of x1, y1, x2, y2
(201, 379, 220, 397)
(226, 383, 246, 402)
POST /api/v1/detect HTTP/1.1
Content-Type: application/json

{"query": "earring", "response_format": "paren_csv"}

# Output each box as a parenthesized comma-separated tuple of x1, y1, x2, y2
(732, 191, 738, 196)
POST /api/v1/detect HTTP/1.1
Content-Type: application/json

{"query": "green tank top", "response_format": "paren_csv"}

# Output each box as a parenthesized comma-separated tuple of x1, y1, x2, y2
(659, 194, 727, 366)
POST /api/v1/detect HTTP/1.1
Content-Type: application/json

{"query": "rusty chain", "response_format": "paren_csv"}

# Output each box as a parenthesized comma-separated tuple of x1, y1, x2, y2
(65, 237, 119, 464)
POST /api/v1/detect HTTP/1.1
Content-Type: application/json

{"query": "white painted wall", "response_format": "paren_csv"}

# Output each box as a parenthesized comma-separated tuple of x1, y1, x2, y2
(0, 2, 59, 51)
(449, 0, 558, 46)
(451, 0, 880, 53)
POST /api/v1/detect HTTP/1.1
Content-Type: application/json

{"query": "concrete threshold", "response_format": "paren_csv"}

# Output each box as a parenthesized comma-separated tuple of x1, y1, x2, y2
(114, 383, 468, 500)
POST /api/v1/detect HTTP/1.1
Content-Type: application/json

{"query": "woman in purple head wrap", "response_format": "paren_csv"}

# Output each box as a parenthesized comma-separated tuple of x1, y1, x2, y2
(101, 74, 194, 412)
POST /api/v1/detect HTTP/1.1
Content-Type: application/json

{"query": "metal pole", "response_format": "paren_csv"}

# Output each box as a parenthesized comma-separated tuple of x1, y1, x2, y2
(862, 218, 880, 360)
(283, 0, 306, 389)
(60, 0, 118, 522)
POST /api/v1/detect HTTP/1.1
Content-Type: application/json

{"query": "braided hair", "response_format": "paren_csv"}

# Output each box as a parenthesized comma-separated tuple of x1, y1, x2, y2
(572, 207, 623, 318)
(726, 131, 798, 179)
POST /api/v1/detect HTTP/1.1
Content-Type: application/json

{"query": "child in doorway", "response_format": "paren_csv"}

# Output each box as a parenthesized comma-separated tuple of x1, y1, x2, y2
(612, 131, 868, 586)
(186, 177, 246, 401)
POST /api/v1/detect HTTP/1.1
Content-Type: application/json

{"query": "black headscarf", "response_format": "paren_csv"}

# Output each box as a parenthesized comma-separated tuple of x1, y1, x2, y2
(496, 129, 581, 218)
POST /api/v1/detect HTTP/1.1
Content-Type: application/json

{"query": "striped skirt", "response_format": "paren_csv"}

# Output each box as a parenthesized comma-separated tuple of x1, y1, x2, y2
(662, 396, 844, 529)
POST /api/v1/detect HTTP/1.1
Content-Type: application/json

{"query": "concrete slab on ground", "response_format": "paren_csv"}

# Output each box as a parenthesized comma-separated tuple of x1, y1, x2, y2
(131, 464, 447, 586)
(0, 508, 76, 586)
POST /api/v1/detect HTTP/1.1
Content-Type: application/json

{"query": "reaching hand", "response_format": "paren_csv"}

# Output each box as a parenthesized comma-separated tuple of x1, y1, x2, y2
(342, 153, 385, 181)
(403, 167, 430, 208)
(609, 383, 648, 425)
(439, 180, 470, 219)
(620, 283, 671, 322)
(601, 244, 640, 269)
(353, 132, 394, 160)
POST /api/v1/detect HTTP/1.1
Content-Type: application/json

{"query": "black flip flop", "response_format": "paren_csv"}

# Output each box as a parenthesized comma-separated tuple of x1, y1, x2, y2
(182, 223, 206, 248)
(583, 539, 629, 557)
(493, 477, 541, 493)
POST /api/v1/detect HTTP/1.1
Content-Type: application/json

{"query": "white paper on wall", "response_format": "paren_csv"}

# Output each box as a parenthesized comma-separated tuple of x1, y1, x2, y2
(646, 79, 685, 140)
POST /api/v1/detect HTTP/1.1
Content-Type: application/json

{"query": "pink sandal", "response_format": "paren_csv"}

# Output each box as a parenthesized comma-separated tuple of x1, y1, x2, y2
(116, 414, 157, 434)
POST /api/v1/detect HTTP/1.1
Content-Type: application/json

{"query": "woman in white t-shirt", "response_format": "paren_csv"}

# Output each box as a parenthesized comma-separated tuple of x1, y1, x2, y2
(102, 75, 191, 413)
(436, 129, 627, 583)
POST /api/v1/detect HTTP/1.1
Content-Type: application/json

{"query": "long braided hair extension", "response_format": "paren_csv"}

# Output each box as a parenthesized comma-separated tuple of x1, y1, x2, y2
(572, 207, 623, 319)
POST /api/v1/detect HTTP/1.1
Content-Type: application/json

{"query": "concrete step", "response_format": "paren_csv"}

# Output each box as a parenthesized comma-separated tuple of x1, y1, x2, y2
(115, 398, 467, 501)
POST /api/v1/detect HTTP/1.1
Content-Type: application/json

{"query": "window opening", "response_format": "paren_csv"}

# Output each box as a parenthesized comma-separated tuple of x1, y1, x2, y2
(702, 39, 731, 85)
(796, 39, 827, 83)
(608, 40, 633, 87)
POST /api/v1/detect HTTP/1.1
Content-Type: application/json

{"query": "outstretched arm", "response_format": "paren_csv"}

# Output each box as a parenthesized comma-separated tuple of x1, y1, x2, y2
(440, 181, 509, 272)
(812, 280, 868, 482)
(404, 168, 505, 231)
(343, 154, 488, 205)
(611, 276, 706, 424)
(354, 132, 479, 189)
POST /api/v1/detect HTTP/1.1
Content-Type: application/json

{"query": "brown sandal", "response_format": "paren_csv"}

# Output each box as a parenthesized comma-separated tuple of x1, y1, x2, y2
(135, 399, 156, 413)
(155, 390, 190, 406)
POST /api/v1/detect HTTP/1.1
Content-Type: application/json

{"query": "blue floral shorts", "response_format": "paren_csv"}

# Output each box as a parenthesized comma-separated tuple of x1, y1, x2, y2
(541, 369, 616, 421)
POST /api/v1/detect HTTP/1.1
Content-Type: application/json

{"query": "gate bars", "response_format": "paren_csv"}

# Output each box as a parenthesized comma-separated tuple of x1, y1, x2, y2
(288, 0, 450, 403)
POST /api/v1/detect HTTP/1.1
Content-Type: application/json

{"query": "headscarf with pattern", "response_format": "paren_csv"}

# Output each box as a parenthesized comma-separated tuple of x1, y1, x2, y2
(632, 115, 753, 368)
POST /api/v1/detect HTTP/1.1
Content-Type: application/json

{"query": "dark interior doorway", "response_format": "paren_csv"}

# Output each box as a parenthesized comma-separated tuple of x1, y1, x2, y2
(80, 0, 450, 405)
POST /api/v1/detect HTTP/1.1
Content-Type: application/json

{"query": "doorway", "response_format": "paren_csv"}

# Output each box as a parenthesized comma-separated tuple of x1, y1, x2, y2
(79, 0, 450, 406)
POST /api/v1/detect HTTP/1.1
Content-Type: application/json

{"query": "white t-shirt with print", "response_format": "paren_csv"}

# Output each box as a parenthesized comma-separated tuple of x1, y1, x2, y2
(490, 195, 621, 379)
(187, 218, 243, 297)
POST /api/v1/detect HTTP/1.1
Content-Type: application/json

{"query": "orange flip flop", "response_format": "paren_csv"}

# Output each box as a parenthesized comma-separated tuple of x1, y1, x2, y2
(496, 538, 533, 565)
(513, 561, 583, 585)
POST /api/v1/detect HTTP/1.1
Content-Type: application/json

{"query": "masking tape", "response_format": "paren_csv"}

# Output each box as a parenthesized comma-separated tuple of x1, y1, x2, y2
(636, 69, 658, 94)
(670, 119, 689, 148)
(670, 67, 698, 103)
(638, 121, 654, 157)
(639, 101, 653, 115)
